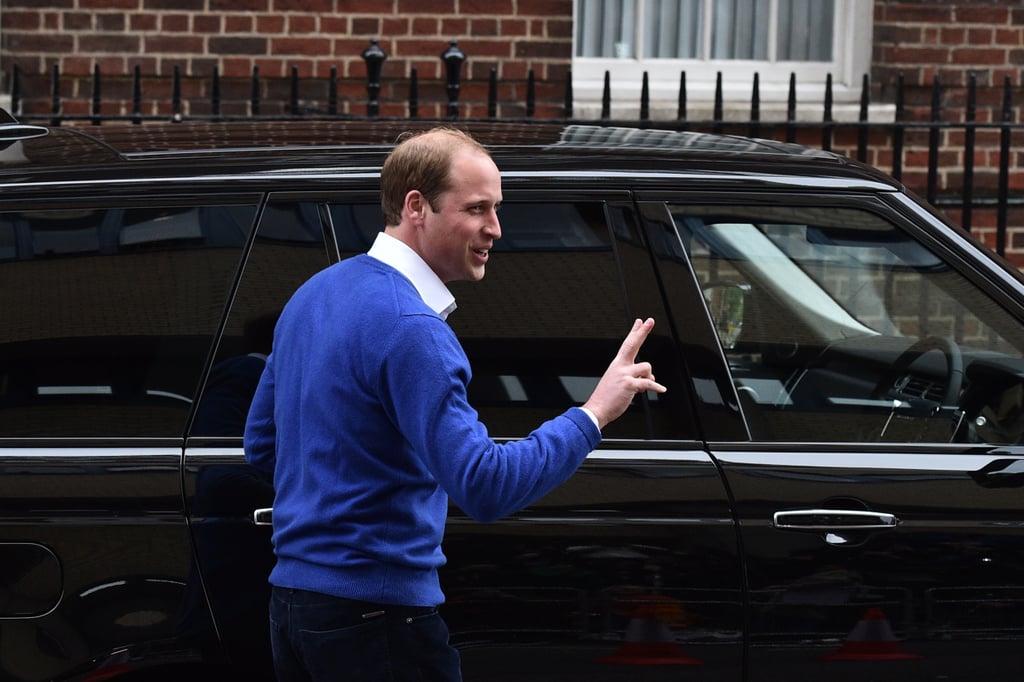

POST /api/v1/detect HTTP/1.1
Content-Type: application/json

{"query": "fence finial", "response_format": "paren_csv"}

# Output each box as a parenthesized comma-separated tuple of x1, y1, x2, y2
(362, 39, 387, 117)
(441, 41, 466, 118)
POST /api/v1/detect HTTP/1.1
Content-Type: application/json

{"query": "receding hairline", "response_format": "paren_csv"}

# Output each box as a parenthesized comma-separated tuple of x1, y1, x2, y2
(391, 126, 490, 156)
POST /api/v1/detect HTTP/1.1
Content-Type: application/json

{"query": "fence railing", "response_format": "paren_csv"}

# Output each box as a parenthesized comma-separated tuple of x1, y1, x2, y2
(6, 39, 1024, 257)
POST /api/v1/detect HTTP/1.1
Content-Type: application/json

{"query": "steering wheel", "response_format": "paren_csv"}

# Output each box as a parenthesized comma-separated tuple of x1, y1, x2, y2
(873, 335, 964, 411)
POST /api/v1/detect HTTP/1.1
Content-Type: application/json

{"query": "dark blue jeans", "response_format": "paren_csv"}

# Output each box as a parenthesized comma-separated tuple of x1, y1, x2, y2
(269, 586, 462, 682)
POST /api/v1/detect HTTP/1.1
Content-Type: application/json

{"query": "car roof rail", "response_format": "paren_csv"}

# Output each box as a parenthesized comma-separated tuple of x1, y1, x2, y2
(0, 107, 49, 143)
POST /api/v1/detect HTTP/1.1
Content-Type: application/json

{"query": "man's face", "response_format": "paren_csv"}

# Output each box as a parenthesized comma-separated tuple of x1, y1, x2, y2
(421, 149, 502, 283)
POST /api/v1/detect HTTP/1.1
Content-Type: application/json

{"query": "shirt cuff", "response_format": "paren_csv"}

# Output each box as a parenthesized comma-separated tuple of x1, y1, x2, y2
(579, 407, 599, 430)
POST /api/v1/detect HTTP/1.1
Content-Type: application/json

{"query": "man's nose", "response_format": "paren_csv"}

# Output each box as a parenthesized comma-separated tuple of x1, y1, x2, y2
(486, 209, 501, 239)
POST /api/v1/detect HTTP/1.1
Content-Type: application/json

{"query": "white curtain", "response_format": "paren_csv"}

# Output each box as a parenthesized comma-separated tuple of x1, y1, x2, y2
(576, 0, 834, 61)
(777, 0, 834, 60)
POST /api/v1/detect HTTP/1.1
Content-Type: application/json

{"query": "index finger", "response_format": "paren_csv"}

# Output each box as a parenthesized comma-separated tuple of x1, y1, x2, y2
(616, 317, 656, 363)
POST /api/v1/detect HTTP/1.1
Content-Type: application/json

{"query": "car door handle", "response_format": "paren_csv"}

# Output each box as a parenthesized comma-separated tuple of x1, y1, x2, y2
(772, 508, 899, 531)
(253, 508, 273, 526)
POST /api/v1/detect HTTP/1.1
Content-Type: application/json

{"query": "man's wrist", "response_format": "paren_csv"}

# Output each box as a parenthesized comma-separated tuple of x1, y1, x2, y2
(579, 406, 600, 430)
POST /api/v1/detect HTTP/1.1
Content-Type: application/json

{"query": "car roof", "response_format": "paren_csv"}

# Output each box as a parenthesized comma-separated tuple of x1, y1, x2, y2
(0, 115, 900, 191)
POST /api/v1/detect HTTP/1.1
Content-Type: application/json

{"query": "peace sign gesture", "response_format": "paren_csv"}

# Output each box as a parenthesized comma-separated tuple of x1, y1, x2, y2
(583, 318, 667, 429)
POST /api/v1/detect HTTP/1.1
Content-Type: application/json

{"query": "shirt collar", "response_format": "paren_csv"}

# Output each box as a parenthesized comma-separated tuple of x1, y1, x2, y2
(367, 231, 457, 319)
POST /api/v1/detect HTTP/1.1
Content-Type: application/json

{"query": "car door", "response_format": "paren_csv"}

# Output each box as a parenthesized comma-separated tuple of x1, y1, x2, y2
(183, 195, 347, 678)
(0, 198, 254, 680)
(646, 192, 1024, 681)
(435, 194, 744, 682)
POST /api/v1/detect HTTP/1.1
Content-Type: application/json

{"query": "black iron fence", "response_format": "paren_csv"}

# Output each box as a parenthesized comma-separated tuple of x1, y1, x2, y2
(6, 39, 1024, 258)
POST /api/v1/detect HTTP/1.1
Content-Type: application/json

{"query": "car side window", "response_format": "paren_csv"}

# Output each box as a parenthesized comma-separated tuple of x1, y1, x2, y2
(670, 203, 1024, 444)
(0, 203, 254, 437)
(192, 201, 332, 437)
(446, 201, 672, 440)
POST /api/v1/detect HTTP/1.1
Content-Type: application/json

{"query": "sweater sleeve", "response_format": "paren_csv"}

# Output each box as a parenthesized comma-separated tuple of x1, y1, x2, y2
(379, 314, 601, 523)
(243, 357, 278, 473)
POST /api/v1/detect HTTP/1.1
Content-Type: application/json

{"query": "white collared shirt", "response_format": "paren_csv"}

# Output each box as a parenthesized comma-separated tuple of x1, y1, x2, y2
(367, 231, 457, 320)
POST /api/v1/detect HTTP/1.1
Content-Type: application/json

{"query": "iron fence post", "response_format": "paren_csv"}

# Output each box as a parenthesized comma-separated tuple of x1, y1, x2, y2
(362, 39, 386, 117)
(441, 41, 465, 118)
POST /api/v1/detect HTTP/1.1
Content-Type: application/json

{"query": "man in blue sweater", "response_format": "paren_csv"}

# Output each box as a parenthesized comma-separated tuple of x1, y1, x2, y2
(244, 127, 666, 681)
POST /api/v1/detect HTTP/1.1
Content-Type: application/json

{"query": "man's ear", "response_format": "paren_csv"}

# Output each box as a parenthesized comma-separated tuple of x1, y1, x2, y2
(404, 190, 428, 224)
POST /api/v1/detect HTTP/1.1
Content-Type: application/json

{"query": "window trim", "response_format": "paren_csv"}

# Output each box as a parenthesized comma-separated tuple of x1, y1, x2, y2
(571, 0, 876, 121)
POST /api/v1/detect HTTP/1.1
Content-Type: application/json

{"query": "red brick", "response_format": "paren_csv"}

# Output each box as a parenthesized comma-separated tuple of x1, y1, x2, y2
(470, 18, 499, 36)
(337, 0, 394, 12)
(59, 11, 90, 30)
(193, 15, 222, 33)
(377, 19, 406, 38)
(3, 10, 44, 29)
(882, 4, 953, 23)
(995, 28, 1022, 46)
(955, 6, 1010, 25)
(160, 14, 190, 32)
(397, 0, 455, 14)
(952, 47, 1009, 65)
(146, 36, 205, 53)
(79, 34, 142, 53)
(412, 17, 439, 34)
(226, 14, 255, 31)
(210, 0, 270, 9)
(270, 38, 333, 56)
(288, 15, 317, 34)
(129, 13, 158, 31)
(461, 0, 513, 13)
(441, 18, 470, 35)
(349, 18, 378, 34)
(80, 0, 141, 7)
(143, 0, 204, 9)
(210, 36, 270, 54)
(515, 39, 569, 59)
(517, 0, 571, 17)
(220, 57, 255, 77)
(885, 46, 950, 64)
(254, 15, 284, 32)
(278, 0, 334, 10)
(547, 18, 572, 39)
(500, 18, 528, 37)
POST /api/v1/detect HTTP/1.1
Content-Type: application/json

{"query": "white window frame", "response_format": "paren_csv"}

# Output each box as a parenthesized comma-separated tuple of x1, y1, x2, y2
(571, 0, 884, 122)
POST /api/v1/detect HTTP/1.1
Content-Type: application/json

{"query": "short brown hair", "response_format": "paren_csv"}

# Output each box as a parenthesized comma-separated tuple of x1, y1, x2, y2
(380, 127, 490, 227)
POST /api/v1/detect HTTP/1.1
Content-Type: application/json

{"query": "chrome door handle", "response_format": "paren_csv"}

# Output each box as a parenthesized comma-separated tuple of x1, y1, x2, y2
(772, 508, 898, 531)
(253, 508, 273, 526)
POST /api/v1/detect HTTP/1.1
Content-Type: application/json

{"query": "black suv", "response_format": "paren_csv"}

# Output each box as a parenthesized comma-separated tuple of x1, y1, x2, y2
(1, 111, 1022, 681)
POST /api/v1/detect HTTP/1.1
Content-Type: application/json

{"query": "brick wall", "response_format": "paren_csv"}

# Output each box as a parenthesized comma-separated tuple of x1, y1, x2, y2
(870, 0, 1024, 263)
(0, 0, 574, 119)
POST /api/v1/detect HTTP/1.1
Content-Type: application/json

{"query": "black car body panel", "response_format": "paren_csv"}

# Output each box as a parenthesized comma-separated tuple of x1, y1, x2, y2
(0, 115, 1021, 680)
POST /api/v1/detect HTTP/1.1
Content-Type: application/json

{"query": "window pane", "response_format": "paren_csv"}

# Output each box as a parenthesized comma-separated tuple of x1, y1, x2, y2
(643, 0, 703, 58)
(576, 0, 636, 58)
(671, 204, 1024, 444)
(778, 0, 834, 60)
(711, 0, 770, 60)
(0, 204, 254, 437)
(192, 202, 331, 437)
(448, 202, 667, 440)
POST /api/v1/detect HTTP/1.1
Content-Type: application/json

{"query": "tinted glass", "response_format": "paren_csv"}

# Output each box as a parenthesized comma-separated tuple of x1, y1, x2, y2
(671, 203, 1024, 444)
(448, 202, 659, 439)
(192, 201, 331, 437)
(0, 204, 254, 437)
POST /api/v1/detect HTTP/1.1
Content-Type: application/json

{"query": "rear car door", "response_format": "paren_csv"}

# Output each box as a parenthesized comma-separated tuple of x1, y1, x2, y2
(184, 194, 346, 678)
(646, 193, 1024, 681)
(0, 197, 254, 680)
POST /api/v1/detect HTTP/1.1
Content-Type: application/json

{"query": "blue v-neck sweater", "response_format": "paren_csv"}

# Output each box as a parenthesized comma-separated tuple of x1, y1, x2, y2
(244, 255, 601, 607)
